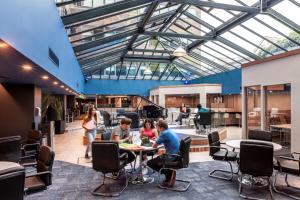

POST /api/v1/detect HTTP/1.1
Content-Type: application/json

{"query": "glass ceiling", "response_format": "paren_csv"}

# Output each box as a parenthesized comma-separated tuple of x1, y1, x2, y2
(56, 0, 300, 81)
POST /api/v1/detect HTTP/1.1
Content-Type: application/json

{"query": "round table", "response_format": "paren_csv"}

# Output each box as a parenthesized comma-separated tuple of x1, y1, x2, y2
(119, 142, 162, 184)
(226, 139, 282, 151)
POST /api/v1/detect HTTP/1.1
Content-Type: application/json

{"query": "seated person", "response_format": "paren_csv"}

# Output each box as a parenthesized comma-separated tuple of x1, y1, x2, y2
(140, 119, 159, 161)
(175, 104, 188, 125)
(147, 119, 180, 187)
(194, 104, 209, 130)
(111, 118, 136, 164)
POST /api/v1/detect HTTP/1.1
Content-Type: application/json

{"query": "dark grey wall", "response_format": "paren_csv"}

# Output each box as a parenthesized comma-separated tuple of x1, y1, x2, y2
(0, 84, 35, 139)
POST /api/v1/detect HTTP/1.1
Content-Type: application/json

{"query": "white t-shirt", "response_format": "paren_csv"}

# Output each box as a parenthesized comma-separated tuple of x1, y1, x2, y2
(83, 118, 96, 130)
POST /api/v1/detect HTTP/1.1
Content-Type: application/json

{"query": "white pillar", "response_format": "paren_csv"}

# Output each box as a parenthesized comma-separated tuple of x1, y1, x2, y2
(242, 87, 247, 139)
(199, 92, 207, 108)
(260, 86, 266, 130)
(291, 83, 300, 152)
(159, 93, 165, 107)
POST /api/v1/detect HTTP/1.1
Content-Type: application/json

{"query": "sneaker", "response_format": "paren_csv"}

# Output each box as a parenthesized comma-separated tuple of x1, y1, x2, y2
(85, 154, 90, 159)
(142, 167, 148, 175)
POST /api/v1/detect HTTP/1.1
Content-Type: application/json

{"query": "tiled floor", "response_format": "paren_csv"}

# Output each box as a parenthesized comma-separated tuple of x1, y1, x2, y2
(54, 121, 243, 165)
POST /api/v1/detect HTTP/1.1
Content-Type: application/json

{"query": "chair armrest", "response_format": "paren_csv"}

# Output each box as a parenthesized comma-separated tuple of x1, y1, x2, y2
(278, 156, 299, 162)
(119, 153, 128, 160)
(26, 171, 52, 178)
(291, 152, 300, 159)
(209, 145, 229, 157)
(23, 143, 40, 148)
(162, 153, 181, 159)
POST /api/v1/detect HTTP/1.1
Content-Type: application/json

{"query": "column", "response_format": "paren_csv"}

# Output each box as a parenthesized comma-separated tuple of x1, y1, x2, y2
(242, 87, 247, 139)
(159, 93, 165, 107)
(199, 92, 207, 108)
(260, 86, 267, 130)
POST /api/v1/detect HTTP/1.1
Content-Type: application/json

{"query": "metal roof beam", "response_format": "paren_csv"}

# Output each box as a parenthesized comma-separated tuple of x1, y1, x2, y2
(143, 31, 213, 40)
(164, 0, 260, 13)
(131, 49, 172, 54)
(121, 1, 159, 58)
(62, 0, 154, 25)
(73, 29, 138, 52)
(56, 0, 84, 7)
(123, 55, 172, 63)
(186, 0, 283, 58)
(82, 59, 120, 74)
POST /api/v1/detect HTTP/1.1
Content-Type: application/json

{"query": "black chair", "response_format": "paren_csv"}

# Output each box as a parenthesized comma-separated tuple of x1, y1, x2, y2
(0, 161, 25, 200)
(116, 109, 125, 117)
(197, 112, 212, 131)
(102, 111, 118, 130)
(22, 130, 42, 157)
(24, 145, 55, 193)
(273, 152, 300, 199)
(92, 141, 128, 197)
(122, 112, 140, 129)
(158, 137, 192, 192)
(208, 131, 238, 181)
(0, 135, 22, 163)
(101, 131, 112, 141)
(248, 129, 272, 142)
(239, 141, 274, 200)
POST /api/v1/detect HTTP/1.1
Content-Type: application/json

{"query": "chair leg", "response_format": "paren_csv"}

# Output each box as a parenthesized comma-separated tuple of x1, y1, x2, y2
(157, 168, 192, 192)
(239, 175, 273, 200)
(209, 161, 237, 181)
(273, 171, 300, 200)
(92, 170, 128, 197)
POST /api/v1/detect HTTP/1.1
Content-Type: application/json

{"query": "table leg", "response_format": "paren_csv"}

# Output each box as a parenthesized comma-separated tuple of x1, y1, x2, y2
(131, 150, 154, 185)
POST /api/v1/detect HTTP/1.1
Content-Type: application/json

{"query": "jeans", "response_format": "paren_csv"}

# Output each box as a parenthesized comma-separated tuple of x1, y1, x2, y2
(175, 112, 189, 125)
(85, 129, 96, 156)
(147, 154, 177, 181)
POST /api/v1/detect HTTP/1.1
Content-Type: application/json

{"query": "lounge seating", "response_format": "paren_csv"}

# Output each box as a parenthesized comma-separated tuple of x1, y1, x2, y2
(158, 137, 192, 192)
(24, 146, 55, 194)
(239, 141, 274, 199)
(0, 161, 25, 200)
(208, 131, 238, 181)
(248, 129, 272, 142)
(91, 141, 128, 197)
(273, 152, 300, 199)
(0, 135, 22, 163)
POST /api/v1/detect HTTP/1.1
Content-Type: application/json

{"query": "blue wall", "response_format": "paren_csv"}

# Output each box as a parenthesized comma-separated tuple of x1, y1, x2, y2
(190, 69, 242, 94)
(0, 0, 84, 92)
(84, 80, 183, 96)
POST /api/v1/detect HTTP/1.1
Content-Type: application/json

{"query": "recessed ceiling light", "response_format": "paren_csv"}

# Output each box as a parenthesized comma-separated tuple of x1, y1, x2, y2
(41, 75, 49, 80)
(65, 88, 69, 91)
(53, 81, 58, 85)
(22, 65, 32, 71)
(0, 42, 8, 48)
(60, 85, 65, 88)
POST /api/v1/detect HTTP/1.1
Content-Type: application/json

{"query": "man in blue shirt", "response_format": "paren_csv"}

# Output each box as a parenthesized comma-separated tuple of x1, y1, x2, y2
(147, 119, 180, 187)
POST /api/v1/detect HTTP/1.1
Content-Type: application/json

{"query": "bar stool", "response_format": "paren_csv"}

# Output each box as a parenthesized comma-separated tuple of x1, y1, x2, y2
(223, 113, 229, 127)
(212, 113, 220, 128)
(235, 113, 241, 127)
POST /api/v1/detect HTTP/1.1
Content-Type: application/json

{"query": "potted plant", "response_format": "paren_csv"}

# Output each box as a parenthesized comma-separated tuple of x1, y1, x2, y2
(42, 94, 65, 134)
